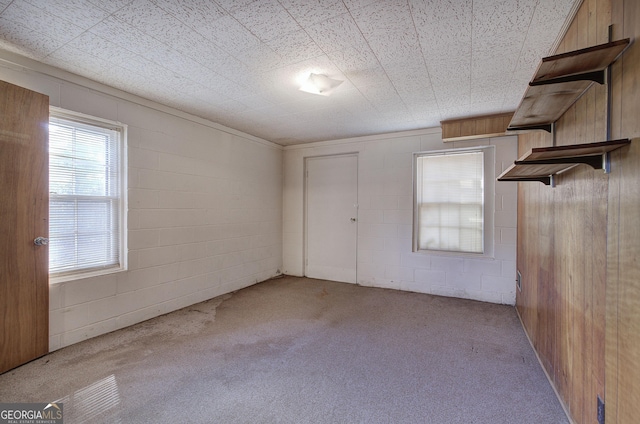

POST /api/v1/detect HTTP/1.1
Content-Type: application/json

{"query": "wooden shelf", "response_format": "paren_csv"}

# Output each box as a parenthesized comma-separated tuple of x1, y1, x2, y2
(497, 139, 630, 185)
(441, 113, 513, 142)
(508, 39, 630, 132)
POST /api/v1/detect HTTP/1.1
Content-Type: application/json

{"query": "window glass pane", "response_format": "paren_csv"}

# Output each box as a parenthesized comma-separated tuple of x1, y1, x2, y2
(49, 114, 122, 277)
(416, 151, 484, 254)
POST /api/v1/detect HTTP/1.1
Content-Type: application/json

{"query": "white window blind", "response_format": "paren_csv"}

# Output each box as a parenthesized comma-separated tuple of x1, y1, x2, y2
(415, 150, 484, 253)
(49, 114, 123, 277)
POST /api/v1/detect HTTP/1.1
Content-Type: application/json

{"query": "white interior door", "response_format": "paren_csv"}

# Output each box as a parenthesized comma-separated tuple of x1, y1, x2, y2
(305, 154, 358, 284)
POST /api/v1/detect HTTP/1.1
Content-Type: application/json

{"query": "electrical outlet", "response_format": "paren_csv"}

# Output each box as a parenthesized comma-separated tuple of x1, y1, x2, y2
(597, 396, 605, 424)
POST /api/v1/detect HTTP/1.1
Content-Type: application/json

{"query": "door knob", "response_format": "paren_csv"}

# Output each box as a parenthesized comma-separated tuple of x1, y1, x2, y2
(350, 218, 357, 222)
(34, 237, 49, 246)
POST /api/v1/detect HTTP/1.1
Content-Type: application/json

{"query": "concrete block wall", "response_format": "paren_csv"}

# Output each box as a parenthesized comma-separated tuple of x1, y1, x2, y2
(283, 129, 518, 305)
(1, 52, 517, 353)
(0, 58, 283, 351)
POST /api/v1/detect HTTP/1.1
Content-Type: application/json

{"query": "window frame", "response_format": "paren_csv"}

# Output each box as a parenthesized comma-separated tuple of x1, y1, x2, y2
(48, 107, 127, 284)
(412, 145, 495, 258)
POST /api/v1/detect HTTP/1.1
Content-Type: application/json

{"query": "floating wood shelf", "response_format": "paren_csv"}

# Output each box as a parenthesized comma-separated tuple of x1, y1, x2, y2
(508, 39, 630, 132)
(497, 139, 630, 185)
(441, 113, 514, 142)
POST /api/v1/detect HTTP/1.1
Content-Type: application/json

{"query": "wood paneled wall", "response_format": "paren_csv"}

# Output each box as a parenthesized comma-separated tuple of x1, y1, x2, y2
(516, 0, 640, 423)
(606, 1, 640, 422)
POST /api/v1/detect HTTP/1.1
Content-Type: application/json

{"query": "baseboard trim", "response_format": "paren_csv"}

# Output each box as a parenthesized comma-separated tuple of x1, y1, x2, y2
(515, 307, 576, 424)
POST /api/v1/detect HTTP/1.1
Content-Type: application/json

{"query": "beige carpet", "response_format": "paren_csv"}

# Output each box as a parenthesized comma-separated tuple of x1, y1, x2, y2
(0, 276, 568, 423)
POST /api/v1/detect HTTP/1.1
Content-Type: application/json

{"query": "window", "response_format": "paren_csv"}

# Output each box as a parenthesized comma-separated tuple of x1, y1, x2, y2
(413, 146, 494, 255)
(49, 108, 126, 282)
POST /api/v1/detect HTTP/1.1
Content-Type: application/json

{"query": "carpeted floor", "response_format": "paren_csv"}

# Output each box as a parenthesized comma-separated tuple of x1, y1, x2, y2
(0, 276, 568, 423)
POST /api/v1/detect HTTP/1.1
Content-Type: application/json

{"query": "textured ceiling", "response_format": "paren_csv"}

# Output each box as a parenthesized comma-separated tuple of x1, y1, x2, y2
(0, 0, 580, 145)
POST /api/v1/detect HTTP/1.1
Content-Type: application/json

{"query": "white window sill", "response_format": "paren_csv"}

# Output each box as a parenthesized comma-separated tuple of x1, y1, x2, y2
(49, 265, 126, 285)
(413, 248, 496, 260)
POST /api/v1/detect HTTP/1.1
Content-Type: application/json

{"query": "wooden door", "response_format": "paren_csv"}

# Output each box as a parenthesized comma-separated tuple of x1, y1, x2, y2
(305, 154, 358, 284)
(0, 80, 49, 373)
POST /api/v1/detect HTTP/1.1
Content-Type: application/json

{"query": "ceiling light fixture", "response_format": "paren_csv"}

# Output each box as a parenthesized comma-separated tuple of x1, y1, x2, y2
(299, 73, 343, 96)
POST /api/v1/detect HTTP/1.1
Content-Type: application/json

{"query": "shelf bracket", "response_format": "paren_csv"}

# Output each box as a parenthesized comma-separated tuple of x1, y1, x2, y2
(507, 123, 553, 133)
(604, 152, 611, 173)
(606, 25, 614, 142)
(498, 176, 552, 185)
(530, 70, 605, 86)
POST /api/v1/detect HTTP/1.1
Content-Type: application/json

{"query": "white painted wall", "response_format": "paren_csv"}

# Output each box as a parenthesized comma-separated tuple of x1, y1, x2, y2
(1, 51, 517, 354)
(283, 129, 518, 305)
(0, 56, 283, 351)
